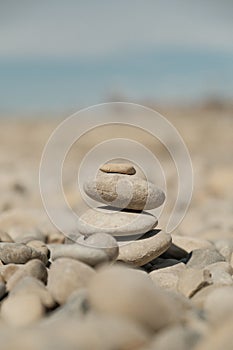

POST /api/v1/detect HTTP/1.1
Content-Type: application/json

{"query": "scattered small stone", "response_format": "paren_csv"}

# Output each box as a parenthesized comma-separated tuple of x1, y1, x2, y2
(14, 229, 46, 244)
(10, 276, 55, 309)
(149, 262, 185, 292)
(50, 241, 111, 266)
(213, 238, 233, 262)
(178, 268, 212, 298)
(194, 317, 233, 350)
(26, 240, 50, 264)
(203, 286, 233, 326)
(1, 293, 44, 327)
(0, 243, 43, 264)
(79, 232, 119, 260)
(47, 231, 65, 244)
(206, 262, 233, 286)
(117, 230, 171, 266)
(0, 263, 20, 282)
(88, 265, 182, 331)
(186, 248, 225, 269)
(43, 289, 89, 324)
(7, 259, 48, 291)
(47, 258, 95, 304)
(171, 235, 214, 253)
(144, 324, 201, 350)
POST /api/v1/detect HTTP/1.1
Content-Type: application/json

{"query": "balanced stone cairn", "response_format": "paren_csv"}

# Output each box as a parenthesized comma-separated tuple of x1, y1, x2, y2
(77, 162, 172, 267)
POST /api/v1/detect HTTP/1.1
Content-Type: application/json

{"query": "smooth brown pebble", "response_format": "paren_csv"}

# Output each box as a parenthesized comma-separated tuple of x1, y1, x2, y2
(100, 163, 136, 175)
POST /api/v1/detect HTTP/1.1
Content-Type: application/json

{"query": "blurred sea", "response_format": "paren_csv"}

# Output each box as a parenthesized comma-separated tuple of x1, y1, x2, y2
(0, 48, 233, 116)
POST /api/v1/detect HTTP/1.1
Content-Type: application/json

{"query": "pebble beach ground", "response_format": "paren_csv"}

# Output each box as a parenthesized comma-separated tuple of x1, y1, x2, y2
(0, 106, 232, 349)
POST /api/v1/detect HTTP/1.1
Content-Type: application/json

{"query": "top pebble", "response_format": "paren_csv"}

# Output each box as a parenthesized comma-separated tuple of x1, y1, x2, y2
(100, 163, 136, 175)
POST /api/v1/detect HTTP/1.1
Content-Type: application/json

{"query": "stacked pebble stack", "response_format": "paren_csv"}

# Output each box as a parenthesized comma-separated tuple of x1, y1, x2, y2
(77, 162, 172, 266)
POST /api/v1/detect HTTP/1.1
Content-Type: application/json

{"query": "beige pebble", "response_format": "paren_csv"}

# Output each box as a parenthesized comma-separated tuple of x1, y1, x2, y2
(7, 259, 48, 291)
(100, 163, 136, 175)
(194, 316, 233, 350)
(204, 286, 233, 326)
(84, 173, 165, 210)
(47, 231, 65, 244)
(171, 235, 213, 253)
(0, 264, 20, 282)
(206, 262, 233, 286)
(117, 230, 171, 266)
(149, 262, 186, 292)
(186, 248, 225, 269)
(1, 294, 44, 327)
(144, 324, 200, 350)
(47, 258, 95, 304)
(88, 265, 182, 331)
(10, 276, 55, 309)
(51, 243, 110, 266)
(78, 207, 157, 236)
(178, 268, 212, 298)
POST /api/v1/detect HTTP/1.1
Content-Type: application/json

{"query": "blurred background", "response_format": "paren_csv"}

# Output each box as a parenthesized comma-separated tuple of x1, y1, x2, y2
(0, 0, 232, 237)
(0, 0, 233, 116)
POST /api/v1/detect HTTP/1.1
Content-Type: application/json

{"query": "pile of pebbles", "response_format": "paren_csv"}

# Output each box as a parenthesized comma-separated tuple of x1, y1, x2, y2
(77, 162, 170, 266)
(0, 163, 232, 349)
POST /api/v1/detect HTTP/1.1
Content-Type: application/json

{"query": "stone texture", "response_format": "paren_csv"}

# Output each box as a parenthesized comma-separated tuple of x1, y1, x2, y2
(0, 231, 13, 243)
(1, 294, 44, 326)
(78, 206, 158, 236)
(82, 233, 119, 260)
(47, 258, 95, 304)
(178, 268, 212, 298)
(171, 235, 214, 253)
(10, 276, 55, 309)
(7, 259, 48, 291)
(203, 286, 233, 326)
(194, 317, 233, 350)
(206, 262, 233, 286)
(117, 230, 171, 266)
(144, 325, 200, 350)
(0, 263, 20, 282)
(191, 285, 221, 309)
(26, 240, 50, 264)
(0, 243, 35, 264)
(0, 242, 46, 264)
(149, 262, 186, 292)
(213, 238, 233, 262)
(186, 248, 225, 269)
(88, 265, 181, 331)
(50, 242, 111, 266)
(84, 173, 165, 210)
(100, 163, 136, 175)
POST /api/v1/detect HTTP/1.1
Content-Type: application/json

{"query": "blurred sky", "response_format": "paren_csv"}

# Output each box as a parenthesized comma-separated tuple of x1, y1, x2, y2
(0, 0, 233, 115)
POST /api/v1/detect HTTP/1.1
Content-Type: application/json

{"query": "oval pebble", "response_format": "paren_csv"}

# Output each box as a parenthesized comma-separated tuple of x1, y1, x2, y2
(78, 207, 157, 237)
(88, 265, 181, 331)
(117, 230, 172, 266)
(47, 258, 95, 304)
(84, 173, 165, 210)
